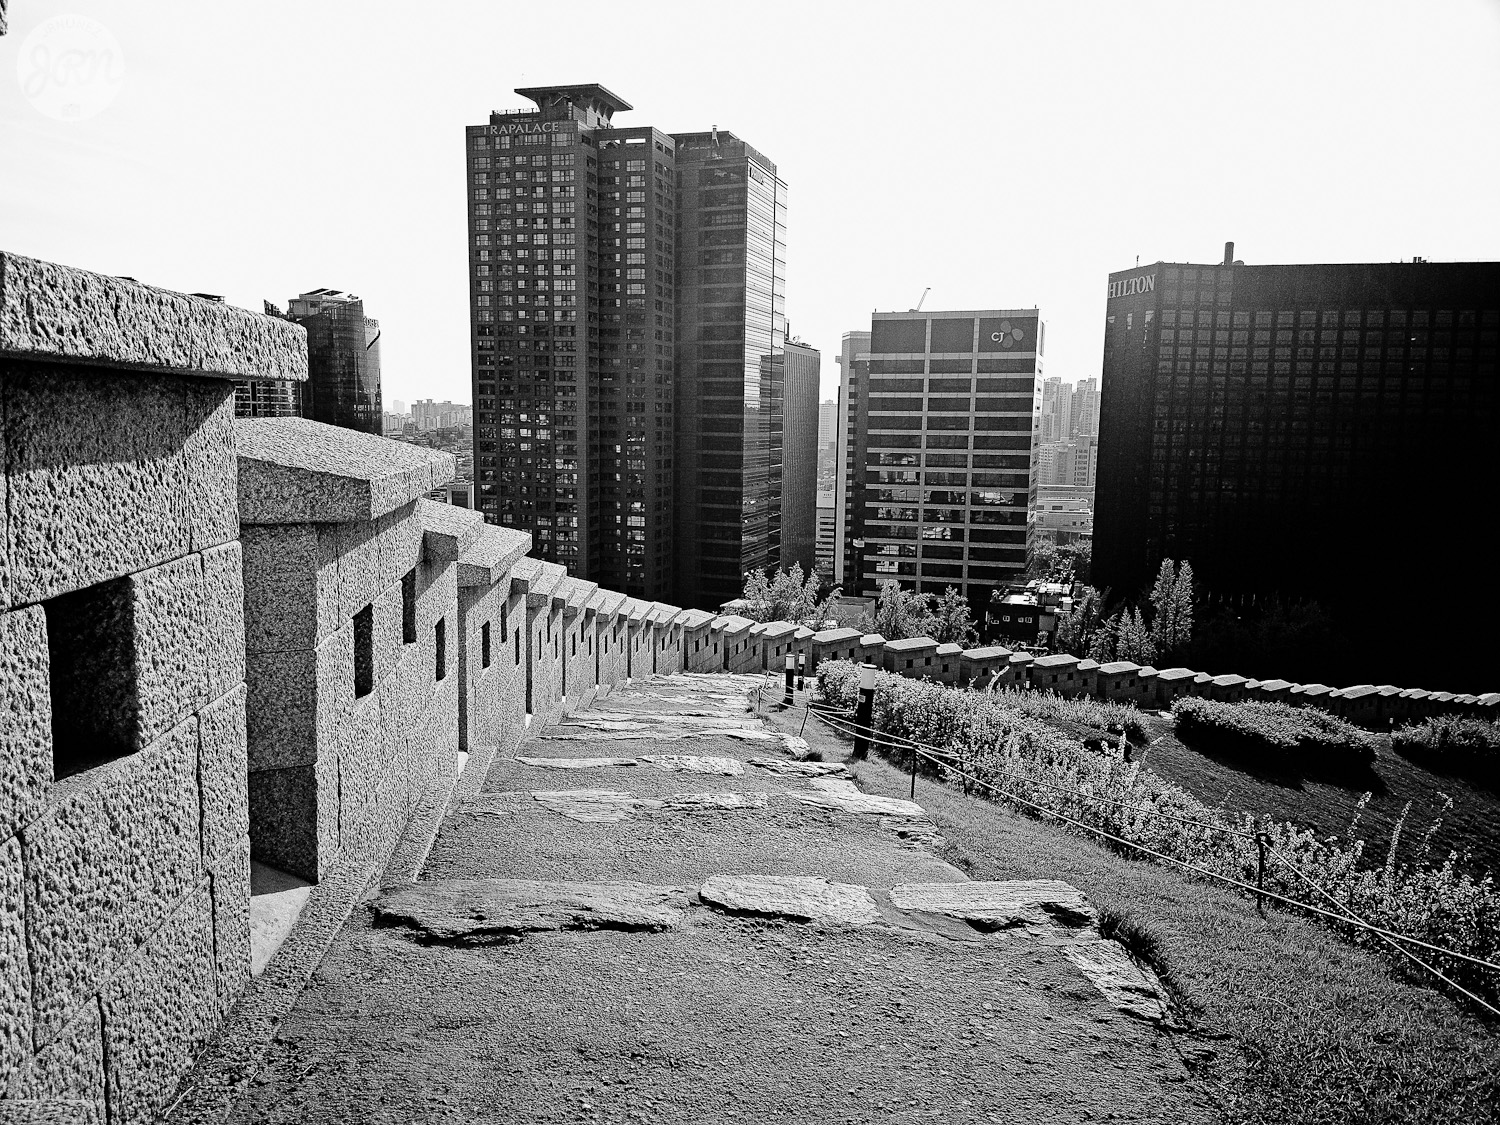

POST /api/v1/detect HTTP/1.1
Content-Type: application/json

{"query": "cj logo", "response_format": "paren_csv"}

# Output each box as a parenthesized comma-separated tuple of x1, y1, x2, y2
(990, 321, 1025, 349)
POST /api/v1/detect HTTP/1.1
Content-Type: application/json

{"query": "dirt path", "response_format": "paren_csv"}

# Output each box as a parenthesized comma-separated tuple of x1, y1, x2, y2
(226, 675, 1217, 1124)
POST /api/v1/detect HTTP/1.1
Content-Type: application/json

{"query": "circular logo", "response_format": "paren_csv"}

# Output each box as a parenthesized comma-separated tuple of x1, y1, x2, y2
(990, 321, 1025, 349)
(16, 14, 126, 121)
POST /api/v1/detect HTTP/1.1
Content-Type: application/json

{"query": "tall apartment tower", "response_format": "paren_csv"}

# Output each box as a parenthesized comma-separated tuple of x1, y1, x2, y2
(1039, 376, 1072, 444)
(779, 339, 821, 575)
(262, 289, 381, 434)
(850, 309, 1042, 604)
(465, 85, 677, 596)
(1094, 249, 1500, 687)
(833, 329, 870, 585)
(672, 129, 788, 610)
(1071, 376, 1100, 438)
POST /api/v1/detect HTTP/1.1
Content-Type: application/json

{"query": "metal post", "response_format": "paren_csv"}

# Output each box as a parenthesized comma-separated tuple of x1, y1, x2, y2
(1255, 832, 1269, 912)
(797, 653, 806, 692)
(783, 654, 795, 706)
(909, 741, 918, 799)
(852, 663, 877, 759)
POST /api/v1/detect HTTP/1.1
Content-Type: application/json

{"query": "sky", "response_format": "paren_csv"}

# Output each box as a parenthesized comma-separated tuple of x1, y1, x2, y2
(3, 1, 1499, 409)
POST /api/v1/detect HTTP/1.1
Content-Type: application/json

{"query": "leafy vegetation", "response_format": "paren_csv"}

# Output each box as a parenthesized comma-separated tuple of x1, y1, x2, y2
(868, 580, 978, 645)
(1393, 717, 1500, 779)
(740, 564, 836, 627)
(1172, 696, 1379, 764)
(816, 659, 1500, 1005)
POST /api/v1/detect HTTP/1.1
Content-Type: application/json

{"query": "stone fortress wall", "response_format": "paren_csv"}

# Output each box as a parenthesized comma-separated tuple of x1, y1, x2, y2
(1, 252, 1494, 1123)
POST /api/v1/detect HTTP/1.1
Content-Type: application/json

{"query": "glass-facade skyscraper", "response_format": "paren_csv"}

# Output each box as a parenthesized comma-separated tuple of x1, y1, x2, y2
(287, 289, 381, 435)
(672, 130, 787, 610)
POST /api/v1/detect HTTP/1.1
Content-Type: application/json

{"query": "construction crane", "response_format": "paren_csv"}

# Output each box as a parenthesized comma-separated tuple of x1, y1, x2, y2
(912, 287, 930, 312)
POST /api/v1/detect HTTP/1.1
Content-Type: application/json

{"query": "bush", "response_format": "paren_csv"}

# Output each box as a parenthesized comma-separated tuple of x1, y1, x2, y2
(814, 660, 1500, 1006)
(1171, 696, 1378, 764)
(1393, 717, 1500, 777)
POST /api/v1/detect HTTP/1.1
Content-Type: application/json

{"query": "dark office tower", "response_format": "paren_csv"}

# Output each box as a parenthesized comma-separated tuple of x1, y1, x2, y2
(1094, 250, 1500, 689)
(465, 86, 677, 597)
(852, 310, 1042, 604)
(779, 339, 821, 576)
(833, 330, 870, 585)
(672, 130, 788, 611)
(287, 289, 381, 435)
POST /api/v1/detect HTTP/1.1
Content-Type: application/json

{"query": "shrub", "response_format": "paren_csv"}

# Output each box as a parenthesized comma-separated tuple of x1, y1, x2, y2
(1393, 717, 1500, 777)
(814, 660, 1500, 1005)
(1171, 696, 1378, 764)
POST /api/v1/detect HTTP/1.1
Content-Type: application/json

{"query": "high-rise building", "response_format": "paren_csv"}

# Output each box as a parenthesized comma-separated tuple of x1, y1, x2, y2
(287, 289, 382, 435)
(411, 399, 473, 431)
(818, 399, 838, 448)
(849, 309, 1042, 603)
(465, 85, 677, 596)
(1039, 376, 1072, 444)
(815, 488, 837, 582)
(1094, 248, 1500, 686)
(1070, 377, 1100, 438)
(779, 340, 821, 575)
(833, 330, 870, 585)
(672, 128, 788, 610)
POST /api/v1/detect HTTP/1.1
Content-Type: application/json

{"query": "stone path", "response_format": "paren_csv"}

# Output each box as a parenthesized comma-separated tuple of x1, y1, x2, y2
(225, 674, 1215, 1124)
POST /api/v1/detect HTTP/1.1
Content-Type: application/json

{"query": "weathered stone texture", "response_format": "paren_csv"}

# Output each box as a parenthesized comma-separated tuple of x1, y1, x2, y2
(199, 542, 246, 704)
(247, 758, 336, 883)
(371, 879, 689, 942)
(236, 418, 454, 525)
(1, 834, 30, 1092)
(4, 366, 187, 606)
(182, 381, 239, 552)
(1, 606, 50, 838)
(101, 887, 218, 1125)
(4, 998, 106, 1125)
(208, 845, 251, 1015)
(245, 646, 317, 771)
(127, 554, 208, 749)
(21, 718, 202, 1046)
(197, 686, 248, 866)
(0, 252, 307, 382)
(418, 498, 484, 563)
(238, 523, 324, 653)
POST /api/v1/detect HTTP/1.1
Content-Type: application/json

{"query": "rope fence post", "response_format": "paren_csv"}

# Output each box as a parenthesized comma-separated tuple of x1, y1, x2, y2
(797, 653, 806, 692)
(909, 739, 919, 799)
(783, 654, 795, 706)
(852, 663, 877, 759)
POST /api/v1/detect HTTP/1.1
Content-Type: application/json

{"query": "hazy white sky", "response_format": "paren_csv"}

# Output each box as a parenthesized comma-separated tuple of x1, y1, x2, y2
(3, 1, 1498, 408)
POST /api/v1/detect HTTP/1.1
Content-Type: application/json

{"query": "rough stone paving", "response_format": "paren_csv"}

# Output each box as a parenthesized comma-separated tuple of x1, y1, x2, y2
(224, 674, 1212, 1124)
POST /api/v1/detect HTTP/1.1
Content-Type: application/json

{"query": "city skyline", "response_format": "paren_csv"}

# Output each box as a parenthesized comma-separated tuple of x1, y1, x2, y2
(4, 1, 1498, 410)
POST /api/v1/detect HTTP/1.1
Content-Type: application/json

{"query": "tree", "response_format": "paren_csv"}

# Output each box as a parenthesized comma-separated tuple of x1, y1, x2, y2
(1057, 539, 1092, 584)
(1115, 605, 1157, 665)
(1025, 536, 1058, 579)
(927, 586, 978, 647)
(871, 581, 934, 641)
(1148, 557, 1195, 660)
(740, 564, 837, 627)
(1054, 585, 1107, 656)
(1087, 611, 1120, 662)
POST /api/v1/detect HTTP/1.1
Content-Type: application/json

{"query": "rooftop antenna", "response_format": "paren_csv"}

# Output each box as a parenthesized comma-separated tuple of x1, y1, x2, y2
(912, 287, 930, 312)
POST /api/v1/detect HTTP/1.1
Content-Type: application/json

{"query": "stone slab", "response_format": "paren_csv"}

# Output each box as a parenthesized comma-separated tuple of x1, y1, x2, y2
(101, 886, 219, 1125)
(2, 996, 106, 1125)
(209, 845, 252, 1016)
(515, 756, 639, 770)
(182, 380, 240, 552)
(199, 541, 247, 704)
(247, 758, 337, 884)
(20, 717, 202, 1047)
(236, 417, 455, 525)
(699, 874, 880, 925)
(530, 789, 769, 824)
(636, 755, 744, 776)
(888, 880, 1096, 929)
(3, 365, 189, 606)
(1, 835, 29, 1092)
(417, 498, 484, 563)
(128, 552, 210, 748)
(197, 685, 249, 865)
(787, 778, 925, 819)
(370, 878, 689, 942)
(1061, 940, 1172, 1022)
(745, 758, 849, 778)
(0, 252, 306, 381)
(1, 606, 50, 838)
(457, 524, 532, 588)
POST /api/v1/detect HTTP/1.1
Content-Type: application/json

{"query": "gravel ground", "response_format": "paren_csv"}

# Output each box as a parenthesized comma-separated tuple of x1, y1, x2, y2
(226, 675, 1218, 1124)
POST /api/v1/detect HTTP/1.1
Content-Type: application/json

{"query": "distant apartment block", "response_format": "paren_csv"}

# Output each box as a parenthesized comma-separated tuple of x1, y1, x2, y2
(848, 309, 1042, 601)
(411, 399, 473, 430)
(815, 488, 837, 581)
(779, 340, 821, 575)
(287, 288, 382, 434)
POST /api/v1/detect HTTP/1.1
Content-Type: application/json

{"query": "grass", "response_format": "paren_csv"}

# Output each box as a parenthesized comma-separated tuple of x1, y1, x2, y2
(1172, 696, 1379, 764)
(1393, 717, 1500, 781)
(774, 699, 1500, 1124)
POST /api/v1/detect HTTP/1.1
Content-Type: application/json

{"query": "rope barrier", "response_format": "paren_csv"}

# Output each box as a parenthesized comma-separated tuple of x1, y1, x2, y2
(802, 702, 1500, 1007)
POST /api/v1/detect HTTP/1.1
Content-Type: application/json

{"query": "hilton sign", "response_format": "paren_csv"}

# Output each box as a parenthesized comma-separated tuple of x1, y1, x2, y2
(1108, 274, 1156, 299)
(487, 121, 567, 136)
